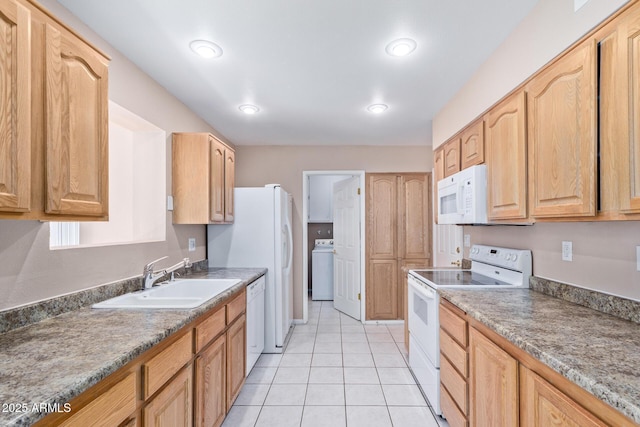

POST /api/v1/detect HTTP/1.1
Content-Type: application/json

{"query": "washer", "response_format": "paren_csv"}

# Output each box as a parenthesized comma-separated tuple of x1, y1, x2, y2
(312, 239, 334, 300)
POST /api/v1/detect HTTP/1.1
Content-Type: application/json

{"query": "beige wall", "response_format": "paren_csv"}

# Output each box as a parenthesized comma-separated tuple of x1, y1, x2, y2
(433, 0, 629, 148)
(0, 0, 226, 310)
(433, 0, 639, 301)
(235, 145, 433, 318)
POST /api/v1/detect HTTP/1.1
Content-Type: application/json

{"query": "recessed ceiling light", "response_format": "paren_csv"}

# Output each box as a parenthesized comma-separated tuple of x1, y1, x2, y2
(367, 104, 388, 114)
(385, 38, 417, 57)
(239, 104, 260, 114)
(190, 40, 223, 58)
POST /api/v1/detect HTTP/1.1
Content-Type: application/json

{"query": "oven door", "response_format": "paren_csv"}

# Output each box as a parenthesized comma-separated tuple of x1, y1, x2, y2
(407, 275, 440, 367)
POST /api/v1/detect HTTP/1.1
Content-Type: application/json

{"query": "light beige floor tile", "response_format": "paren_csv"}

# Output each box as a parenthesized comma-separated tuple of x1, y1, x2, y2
(246, 367, 277, 384)
(365, 324, 392, 334)
(256, 406, 303, 427)
(376, 367, 416, 384)
(315, 333, 342, 343)
(233, 384, 270, 406)
(341, 325, 365, 334)
(366, 333, 395, 343)
(344, 367, 380, 384)
(280, 353, 313, 367)
(343, 353, 375, 367)
(317, 324, 341, 333)
(301, 406, 346, 427)
(382, 384, 428, 406)
(264, 384, 307, 405)
(313, 341, 342, 354)
(273, 367, 310, 384)
(222, 406, 262, 427)
(305, 384, 345, 405)
(346, 406, 393, 427)
(255, 353, 282, 367)
(373, 353, 407, 368)
(286, 340, 315, 353)
(341, 333, 368, 343)
(369, 342, 401, 354)
(308, 367, 344, 384)
(342, 342, 371, 354)
(386, 324, 404, 334)
(345, 384, 386, 406)
(388, 407, 440, 427)
(311, 353, 343, 367)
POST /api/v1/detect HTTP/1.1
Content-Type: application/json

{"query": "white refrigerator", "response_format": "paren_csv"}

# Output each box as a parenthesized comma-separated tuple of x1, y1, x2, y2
(208, 185, 293, 353)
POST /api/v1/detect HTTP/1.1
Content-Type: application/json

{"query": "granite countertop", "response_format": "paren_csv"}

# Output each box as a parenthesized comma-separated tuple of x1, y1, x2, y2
(439, 288, 640, 424)
(0, 268, 266, 427)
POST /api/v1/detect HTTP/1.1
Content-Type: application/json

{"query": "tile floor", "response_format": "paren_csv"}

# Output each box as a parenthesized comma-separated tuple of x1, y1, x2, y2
(222, 300, 447, 427)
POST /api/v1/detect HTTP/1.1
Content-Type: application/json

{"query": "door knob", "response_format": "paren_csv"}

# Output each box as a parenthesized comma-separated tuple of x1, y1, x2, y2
(451, 260, 461, 267)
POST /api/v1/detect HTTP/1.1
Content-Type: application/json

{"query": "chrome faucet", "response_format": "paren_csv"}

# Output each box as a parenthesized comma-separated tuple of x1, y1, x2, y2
(142, 256, 192, 289)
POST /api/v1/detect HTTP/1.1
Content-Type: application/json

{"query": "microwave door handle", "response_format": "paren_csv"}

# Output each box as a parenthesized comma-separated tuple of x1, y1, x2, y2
(456, 183, 465, 214)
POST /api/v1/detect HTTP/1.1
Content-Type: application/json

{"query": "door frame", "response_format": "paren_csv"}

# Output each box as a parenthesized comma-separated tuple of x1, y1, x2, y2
(301, 170, 366, 324)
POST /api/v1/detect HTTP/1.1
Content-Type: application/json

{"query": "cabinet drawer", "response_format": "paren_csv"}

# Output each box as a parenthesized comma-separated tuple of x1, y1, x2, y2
(441, 384, 468, 427)
(441, 354, 468, 415)
(60, 373, 136, 427)
(226, 289, 246, 324)
(144, 331, 193, 399)
(440, 329, 467, 377)
(196, 306, 226, 352)
(440, 305, 467, 346)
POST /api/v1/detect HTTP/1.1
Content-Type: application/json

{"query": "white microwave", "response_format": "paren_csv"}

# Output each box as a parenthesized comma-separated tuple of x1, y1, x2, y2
(437, 164, 488, 224)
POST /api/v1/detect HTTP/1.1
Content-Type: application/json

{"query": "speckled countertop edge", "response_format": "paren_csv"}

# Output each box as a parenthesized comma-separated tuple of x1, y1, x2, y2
(439, 288, 640, 424)
(0, 267, 266, 427)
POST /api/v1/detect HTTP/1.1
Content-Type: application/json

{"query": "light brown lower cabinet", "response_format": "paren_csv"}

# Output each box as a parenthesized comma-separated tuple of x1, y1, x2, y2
(226, 314, 246, 412)
(144, 366, 193, 427)
(196, 335, 226, 427)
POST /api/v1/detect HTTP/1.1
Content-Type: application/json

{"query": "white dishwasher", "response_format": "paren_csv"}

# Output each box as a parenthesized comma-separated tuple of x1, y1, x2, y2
(246, 276, 265, 374)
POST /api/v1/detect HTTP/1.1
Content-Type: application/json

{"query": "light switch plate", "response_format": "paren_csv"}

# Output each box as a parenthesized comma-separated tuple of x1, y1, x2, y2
(167, 196, 174, 211)
(188, 238, 196, 252)
(562, 241, 573, 261)
(636, 246, 640, 271)
(464, 234, 471, 248)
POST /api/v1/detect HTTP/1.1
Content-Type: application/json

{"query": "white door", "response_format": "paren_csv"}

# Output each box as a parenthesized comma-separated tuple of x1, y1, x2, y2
(332, 176, 361, 320)
(433, 224, 463, 267)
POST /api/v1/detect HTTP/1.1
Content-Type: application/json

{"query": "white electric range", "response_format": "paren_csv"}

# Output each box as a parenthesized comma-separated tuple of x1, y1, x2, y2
(407, 244, 532, 416)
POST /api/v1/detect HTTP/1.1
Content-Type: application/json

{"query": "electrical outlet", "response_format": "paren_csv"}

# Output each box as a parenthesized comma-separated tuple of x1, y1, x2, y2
(167, 195, 174, 211)
(562, 241, 573, 261)
(464, 234, 471, 248)
(188, 238, 196, 252)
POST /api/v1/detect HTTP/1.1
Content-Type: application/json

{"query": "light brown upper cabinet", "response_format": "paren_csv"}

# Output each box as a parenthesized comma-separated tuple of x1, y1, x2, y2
(366, 173, 431, 320)
(172, 133, 235, 224)
(527, 40, 597, 218)
(434, 148, 445, 185)
(443, 138, 461, 178)
(460, 119, 484, 170)
(485, 91, 528, 221)
(0, 0, 110, 221)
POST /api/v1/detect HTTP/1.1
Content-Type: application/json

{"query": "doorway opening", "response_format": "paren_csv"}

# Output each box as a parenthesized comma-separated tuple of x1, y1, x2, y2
(301, 171, 366, 324)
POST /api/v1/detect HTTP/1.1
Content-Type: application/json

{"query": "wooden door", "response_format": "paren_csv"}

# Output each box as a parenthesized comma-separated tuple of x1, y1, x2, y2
(195, 335, 226, 427)
(485, 91, 528, 220)
(443, 138, 461, 178)
(461, 120, 484, 169)
(520, 366, 606, 427)
(224, 148, 235, 222)
(44, 23, 109, 217)
(367, 174, 398, 259)
(527, 40, 597, 218)
(226, 314, 245, 412)
(398, 174, 431, 260)
(209, 137, 225, 223)
(144, 366, 193, 427)
(469, 328, 518, 427)
(366, 259, 398, 320)
(0, 0, 30, 213)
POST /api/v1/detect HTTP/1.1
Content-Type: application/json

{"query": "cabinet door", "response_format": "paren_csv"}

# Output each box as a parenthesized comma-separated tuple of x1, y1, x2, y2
(461, 120, 484, 169)
(210, 138, 225, 223)
(485, 91, 528, 220)
(144, 366, 193, 427)
(366, 174, 397, 259)
(0, 0, 30, 213)
(44, 24, 109, 217)
(224, 148, 235, 223)
(443, 138, 461, 178)
(520, 366, 606, 427)
(469, 328, 518, 427)
(226, 314, 245, 412)
(527, 40, 597, 218)
(366, 259, 398, 320)
(434, 148, 445, 184)
(196, 335, 226, 427)
(399, 174, 431, 260)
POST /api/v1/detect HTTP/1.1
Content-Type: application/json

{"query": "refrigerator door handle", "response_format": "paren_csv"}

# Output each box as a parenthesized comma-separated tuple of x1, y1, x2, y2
(283, 223, 293, 271)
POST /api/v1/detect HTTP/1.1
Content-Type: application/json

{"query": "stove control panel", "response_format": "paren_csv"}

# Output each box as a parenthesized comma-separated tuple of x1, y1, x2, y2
(469, 245, 532, 276)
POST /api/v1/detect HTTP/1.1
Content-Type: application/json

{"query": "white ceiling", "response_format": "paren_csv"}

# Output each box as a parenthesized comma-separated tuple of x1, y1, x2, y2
(58, 0, 538, 146)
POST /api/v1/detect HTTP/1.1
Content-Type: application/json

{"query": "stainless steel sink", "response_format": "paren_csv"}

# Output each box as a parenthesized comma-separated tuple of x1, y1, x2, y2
(92, 278, 242, 309)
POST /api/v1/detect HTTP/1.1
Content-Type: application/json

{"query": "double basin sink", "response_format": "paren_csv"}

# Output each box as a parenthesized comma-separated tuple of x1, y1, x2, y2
(92, 278, 242, 309)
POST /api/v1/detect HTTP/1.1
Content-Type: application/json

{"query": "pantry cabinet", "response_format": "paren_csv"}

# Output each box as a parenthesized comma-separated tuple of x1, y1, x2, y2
(527, 40, 597, 218)
(485, 91, 528, 221)
(460, 119, 484, 170)
(0, 0, 110, 221)
(366, 173, 431, 320)
(172, 133, 235, 224)
(443, 138, 461, 178)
